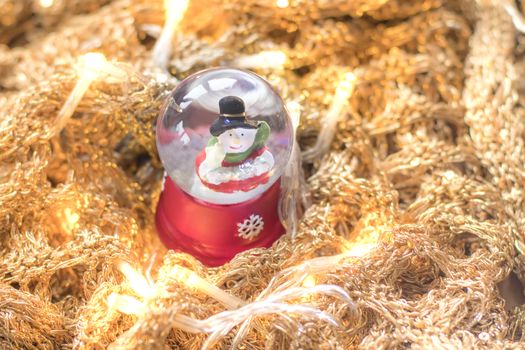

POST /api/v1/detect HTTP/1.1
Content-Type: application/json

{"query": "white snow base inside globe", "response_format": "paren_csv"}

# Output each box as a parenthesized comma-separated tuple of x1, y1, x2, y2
(190, 172, 274, 205)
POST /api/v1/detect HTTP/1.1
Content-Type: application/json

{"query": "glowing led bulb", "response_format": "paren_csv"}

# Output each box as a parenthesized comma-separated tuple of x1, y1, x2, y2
(276, 0, 289, 8)
(303, 71, 357, 161)
(169, 265, 244, 309)
(50, 52, 127, 137)
(345, 243, 375, 257)
(107, 293, 145, 315)
(78, 52, 128, 81)
(118, 261, 154, 298)
(78, 52, 108, 80)
(335, 72, 357, 97)
(232, 51, 287, 70)
(152, 0, 190, 69)
(61, 207, 79, 234)
(302, 275, 316, 288)
(39, 0, 55, 8)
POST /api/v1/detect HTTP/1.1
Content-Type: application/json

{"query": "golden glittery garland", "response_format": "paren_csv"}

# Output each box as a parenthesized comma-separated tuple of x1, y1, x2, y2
(1, 0, 525, 349)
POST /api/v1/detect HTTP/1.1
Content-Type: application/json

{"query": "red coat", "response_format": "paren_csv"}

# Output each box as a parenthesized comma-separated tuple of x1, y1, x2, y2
(195, 147, 270, 193)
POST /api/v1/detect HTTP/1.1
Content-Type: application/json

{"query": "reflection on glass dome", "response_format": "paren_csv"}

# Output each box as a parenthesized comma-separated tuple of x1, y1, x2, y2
(157, 68, 293, 205)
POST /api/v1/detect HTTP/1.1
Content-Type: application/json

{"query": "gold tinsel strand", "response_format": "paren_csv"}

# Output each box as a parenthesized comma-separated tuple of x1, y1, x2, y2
(1, 0, 525, 349)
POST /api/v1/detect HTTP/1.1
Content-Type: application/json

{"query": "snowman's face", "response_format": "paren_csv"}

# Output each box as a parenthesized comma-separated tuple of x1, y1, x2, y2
(218, 128, 258, 153)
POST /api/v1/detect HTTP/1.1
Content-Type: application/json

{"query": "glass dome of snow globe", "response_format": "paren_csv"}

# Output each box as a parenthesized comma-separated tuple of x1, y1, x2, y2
(157, 67, 293, 205)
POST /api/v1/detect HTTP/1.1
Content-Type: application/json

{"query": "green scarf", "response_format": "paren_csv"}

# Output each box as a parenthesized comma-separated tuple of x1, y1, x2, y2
(208, 121, 270, 164)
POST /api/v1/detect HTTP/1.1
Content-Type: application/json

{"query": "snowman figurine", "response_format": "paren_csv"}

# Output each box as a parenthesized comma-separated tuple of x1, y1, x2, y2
(156, 67, 292, 266)
(196, 96, 275, 196)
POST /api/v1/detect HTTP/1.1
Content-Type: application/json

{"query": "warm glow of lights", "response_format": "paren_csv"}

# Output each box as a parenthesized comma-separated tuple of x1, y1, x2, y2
(335, 72, 357, 97)
(107, 293, 145, 315)
(50, 52, 128, 137)
(152, 0, 190, 69)
(170, 265, 201, 288)
(276, 0, 289, 8)
(170, 265, 244, 309)
(64, 208, 79, 226)
(78, 52, 108, 80)
(108, 262, 352, 342)
(77, 52, 128, 81)
(118, 261, 155, 299)
(114, 262, 243, 313)
(443, 170, 456, 181)
(345, 243, 375, 257)
(232, 50, 287, 69)
(302, 275, 316, 288)
(111, 261, 247, 327)
(272, 51, 287, 65)
(61, 207, 79, 233)
(52, 52, 108, 135)
(164, 0, 190, 19)
(39, 0, 55, 8)
(302, 71, 357, 161)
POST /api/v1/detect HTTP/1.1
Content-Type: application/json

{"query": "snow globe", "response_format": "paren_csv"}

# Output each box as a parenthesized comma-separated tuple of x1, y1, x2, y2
(155, 68, 293, 266)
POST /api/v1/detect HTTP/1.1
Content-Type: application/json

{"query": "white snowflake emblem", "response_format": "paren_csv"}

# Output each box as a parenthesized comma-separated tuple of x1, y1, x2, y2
(237, 214, 264, 240)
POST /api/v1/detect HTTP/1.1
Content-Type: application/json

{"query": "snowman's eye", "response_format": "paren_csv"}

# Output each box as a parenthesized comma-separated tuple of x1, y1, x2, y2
(229, 133, 232, 137)
(241, 133, 244, 136)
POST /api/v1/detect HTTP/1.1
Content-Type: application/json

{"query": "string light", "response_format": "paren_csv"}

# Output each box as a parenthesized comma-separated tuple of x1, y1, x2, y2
(115, 261, 243, 310)
(502, 0, 525, 34)
(265, 242, 375, 292)
(39, 0, 55, 8)
(51, 53, 127, 137)
(169, 265, 245, 309)
(302, 275, 316, 288)
(109, 262, 155, 318)
(64, 208, 79, 225)
(275, 0, 289, 8)
(107, 293, 146, 316)
(231, 50, 287, 70)
(336, 72, 357, 97)
(152, 0, 190, 70)
(303, 71, 357, 161)
(279, 101, 304, 237)
(107, 258, 355, 348)
(78, 52, 109, 79)
(61, 207, 79, 234)
(118, 261, 155, 299)
(345, 243, 375, 257)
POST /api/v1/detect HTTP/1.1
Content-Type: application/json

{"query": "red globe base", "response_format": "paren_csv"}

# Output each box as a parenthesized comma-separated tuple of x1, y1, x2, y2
(155, 176, 285, 267)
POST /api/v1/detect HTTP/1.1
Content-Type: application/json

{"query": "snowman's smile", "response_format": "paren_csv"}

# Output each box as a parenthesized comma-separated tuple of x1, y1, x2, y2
(229, 145, 242, 150)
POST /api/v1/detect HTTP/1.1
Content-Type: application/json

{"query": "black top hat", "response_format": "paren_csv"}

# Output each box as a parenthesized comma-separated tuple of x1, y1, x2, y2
(210, 96, 257, 136)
